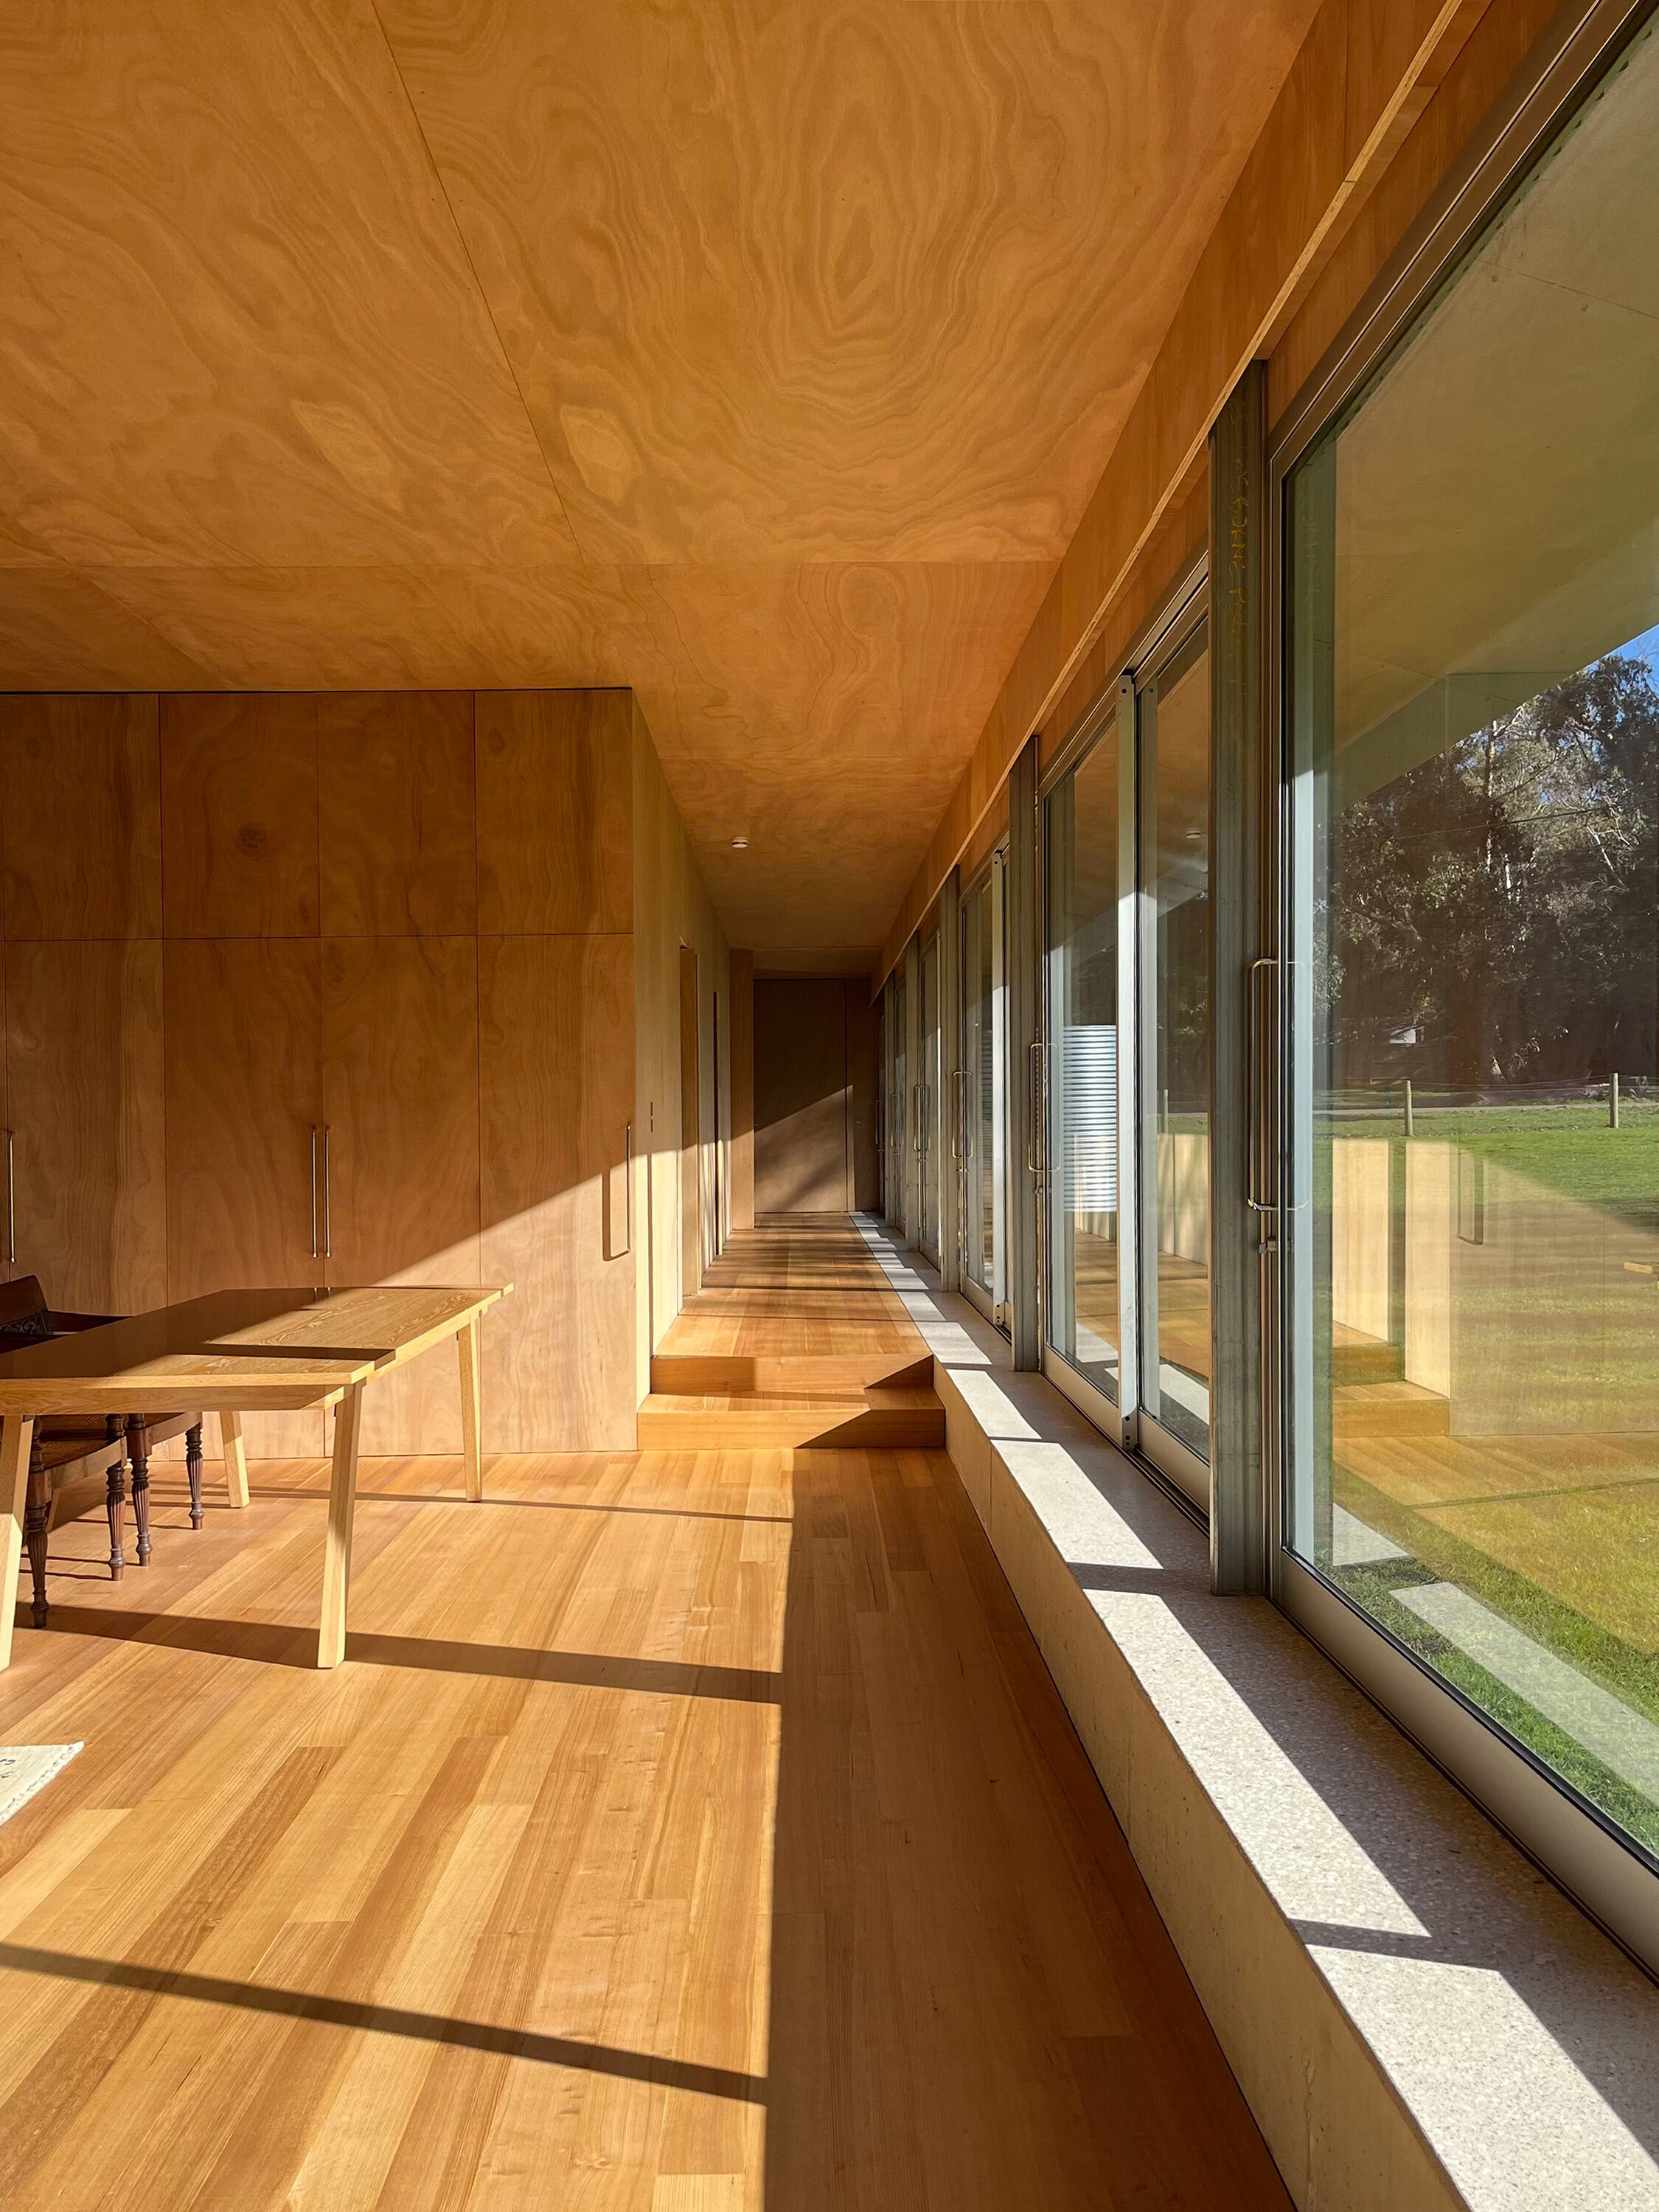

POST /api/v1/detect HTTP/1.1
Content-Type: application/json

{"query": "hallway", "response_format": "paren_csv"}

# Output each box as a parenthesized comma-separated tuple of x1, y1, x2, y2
(0, 1218, 1287, 2211)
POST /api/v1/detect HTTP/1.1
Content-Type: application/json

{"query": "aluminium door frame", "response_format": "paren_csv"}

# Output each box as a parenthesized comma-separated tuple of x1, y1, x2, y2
(1260, 0, 1659, 1978)
(957, 846, 1011, 1332)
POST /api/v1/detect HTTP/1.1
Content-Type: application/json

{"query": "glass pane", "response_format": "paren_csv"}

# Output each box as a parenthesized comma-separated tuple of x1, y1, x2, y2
(1140, 630, 1211, 1460)
(961, 872, 998, 1295)
(893, 975, 906, 1228)
(1046, 730, 1120, 1400)
(1287, 23, 1659, 1862)
(919, 936, 939, 1256)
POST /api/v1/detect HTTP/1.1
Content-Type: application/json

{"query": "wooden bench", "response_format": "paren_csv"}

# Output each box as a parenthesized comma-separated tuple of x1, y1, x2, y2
(0, 1277, 205, 1629)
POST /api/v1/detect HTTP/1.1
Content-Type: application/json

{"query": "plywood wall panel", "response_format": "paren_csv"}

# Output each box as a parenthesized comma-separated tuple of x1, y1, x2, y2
(476, 690, 633, 935)
(0, 694, 162, 939)
(479, 933, 636, 1451)
(730, 950, 754, 1233)
(163, 936, 324, 1454)
(318, 693, 477, 936)
(754, 979, 850, 1215)
(322, 934, 481, 1455)
(4, 939, 167, 1314)
(161, 693, 320, 938)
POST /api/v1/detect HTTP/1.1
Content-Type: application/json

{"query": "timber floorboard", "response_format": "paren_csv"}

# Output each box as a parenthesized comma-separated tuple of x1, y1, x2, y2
(0, 1219, 1290, 2210)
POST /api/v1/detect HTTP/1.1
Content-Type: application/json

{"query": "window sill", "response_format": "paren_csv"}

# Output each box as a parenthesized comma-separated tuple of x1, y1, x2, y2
(861, 1223, 1659, 2212)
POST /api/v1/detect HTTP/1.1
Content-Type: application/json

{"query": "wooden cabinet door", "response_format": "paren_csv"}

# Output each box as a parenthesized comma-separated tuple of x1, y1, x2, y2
(4, 940, 167, 1313)
(322, 936, 480, 1455)
(164, 939, 324, 1454)
(480, 935, 636, 1451)
(318, 693, 476, 936)
(161, 695, 319, 937)
(0, 695, 162, 939)
(476, 691, 633, 934)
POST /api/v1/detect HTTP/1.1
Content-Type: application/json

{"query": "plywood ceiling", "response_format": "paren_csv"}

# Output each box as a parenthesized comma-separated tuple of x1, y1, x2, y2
(0, 0, 1320, 950)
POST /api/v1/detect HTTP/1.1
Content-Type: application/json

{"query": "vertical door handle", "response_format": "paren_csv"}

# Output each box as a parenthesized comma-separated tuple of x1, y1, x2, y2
(321, 1124, 333, 1261)
(952, 1066, 973, 1162)
(1248, 959, 1279, 1216)
(4, 1129, 14, 1265)
(1027, 1041, 1046, 1177)
(310, 1126, 320, 1262)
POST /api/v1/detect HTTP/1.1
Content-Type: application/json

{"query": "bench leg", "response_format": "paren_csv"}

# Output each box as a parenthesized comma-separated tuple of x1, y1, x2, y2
(0, 1416, 34, 1666)
(317, 1382, 364, 1670)
(127, 1416, 152, 1568)
(220, 1409, 250, 1511)
(106, 1415, 128, 1581)
(25, 1434, 49, 1628)
(186, 1422, 204, 1529)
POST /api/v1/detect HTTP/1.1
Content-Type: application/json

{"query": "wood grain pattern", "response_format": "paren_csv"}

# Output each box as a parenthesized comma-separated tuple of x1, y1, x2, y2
(3, 940, 167, 1315)
(479, 933, 636, 1451)
(0, 1, 580, 571)
(317, 692, 477, 936)
(476, 691, 633, 935)
(0, 695, 161, 938)
(160, 693, 319, 938)
(0, 1220, 1292, 2209)
(163, 937, 324, 1454)
(877, 0, 1484, 982)
(321, 935, 481, 1455)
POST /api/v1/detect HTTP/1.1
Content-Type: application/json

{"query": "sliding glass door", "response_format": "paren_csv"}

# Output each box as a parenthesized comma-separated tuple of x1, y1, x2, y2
(1136, 624, 1212, 1478)
(1040, 596, 1212, 1501)
(918, 932, 941, 1263)
(1044, 717, 1124, 1404)
(1281, 13, 1659, 1880)
(959, 857, 1006, 1326)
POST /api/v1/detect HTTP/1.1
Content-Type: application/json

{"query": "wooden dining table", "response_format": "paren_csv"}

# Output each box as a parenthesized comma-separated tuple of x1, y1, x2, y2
(0, 1282, 509, 1672)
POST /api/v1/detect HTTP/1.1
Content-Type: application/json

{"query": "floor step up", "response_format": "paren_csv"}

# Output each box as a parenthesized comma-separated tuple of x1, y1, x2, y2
(650, 1352, 932, 1396)
(639, 1382, 945, 1450)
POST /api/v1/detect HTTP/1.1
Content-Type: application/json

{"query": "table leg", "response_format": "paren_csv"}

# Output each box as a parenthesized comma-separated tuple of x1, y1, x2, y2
(24, 1435, 49, 1628)
(0, 1415, 35, 1669)
(127, 1416, 152, 1567)
(186, 1422, 205, 1529)
(106, 1417, 128, 1580)
(220, 1409, 250, 1511)
(458, 1316, 484, 1502)
(317, 1382, 364, 1670)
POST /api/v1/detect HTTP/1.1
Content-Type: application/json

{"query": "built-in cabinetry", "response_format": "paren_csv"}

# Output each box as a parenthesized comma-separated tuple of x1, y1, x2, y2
(0, 686, 644, 1454)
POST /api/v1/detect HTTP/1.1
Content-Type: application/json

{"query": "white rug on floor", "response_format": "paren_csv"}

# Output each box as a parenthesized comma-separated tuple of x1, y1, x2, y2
(0, 1742, 82, 1826)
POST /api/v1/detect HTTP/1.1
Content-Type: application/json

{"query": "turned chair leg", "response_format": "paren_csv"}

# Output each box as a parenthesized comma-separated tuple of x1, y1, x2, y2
(186, 1421, 204, 1530)
(24, 1433, 50, 1629)
(127, 1415, 152, 1568)
(105, 1413, 128, 1582)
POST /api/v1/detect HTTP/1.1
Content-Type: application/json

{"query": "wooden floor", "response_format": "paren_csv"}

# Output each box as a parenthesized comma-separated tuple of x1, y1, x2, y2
(0, 1218, 1289, 2210)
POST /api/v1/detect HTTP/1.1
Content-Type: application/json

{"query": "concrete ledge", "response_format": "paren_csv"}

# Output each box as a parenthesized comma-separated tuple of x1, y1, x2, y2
(855, 1220, 1659, 2212)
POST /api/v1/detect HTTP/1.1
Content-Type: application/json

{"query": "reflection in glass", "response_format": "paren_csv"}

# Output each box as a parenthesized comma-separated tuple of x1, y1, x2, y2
(1046, 728, 1120, 1400)
(961, 868, 999, 1297)
(1287, 22, 1659, 1860)
(919, 935, 939, 1259)
(1139, 630, 1211, 1460)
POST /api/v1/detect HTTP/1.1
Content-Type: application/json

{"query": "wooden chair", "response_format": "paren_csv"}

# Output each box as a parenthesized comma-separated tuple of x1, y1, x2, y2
(0, 1277, 205, 1630)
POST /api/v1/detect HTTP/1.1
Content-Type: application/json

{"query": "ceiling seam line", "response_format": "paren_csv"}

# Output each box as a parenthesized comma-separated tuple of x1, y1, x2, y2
(365, 0, 594, 580)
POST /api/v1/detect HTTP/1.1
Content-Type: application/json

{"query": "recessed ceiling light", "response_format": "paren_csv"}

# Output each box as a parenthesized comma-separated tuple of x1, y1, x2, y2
(731, 836, 749, 849)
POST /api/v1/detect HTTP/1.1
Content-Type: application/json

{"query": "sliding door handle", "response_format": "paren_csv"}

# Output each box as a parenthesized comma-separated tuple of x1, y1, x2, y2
(1026, 1040, 1047, 1177)
(951, 1065, 973, 1163)
(1248, 959, 1279, 1215)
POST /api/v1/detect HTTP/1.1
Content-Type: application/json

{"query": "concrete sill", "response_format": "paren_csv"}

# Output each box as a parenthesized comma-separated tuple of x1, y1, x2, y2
(856, 1222, 1659, 2212)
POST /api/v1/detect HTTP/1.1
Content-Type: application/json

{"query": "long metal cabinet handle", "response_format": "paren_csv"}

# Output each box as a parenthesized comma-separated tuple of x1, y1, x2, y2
(621, 1122, 633, 1256)
(321, 1124, 333, 1260)
(4, 1129, 13, 1265)
(1247, 959, 1279, 1214)
(310, 1127, 319, 1261)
